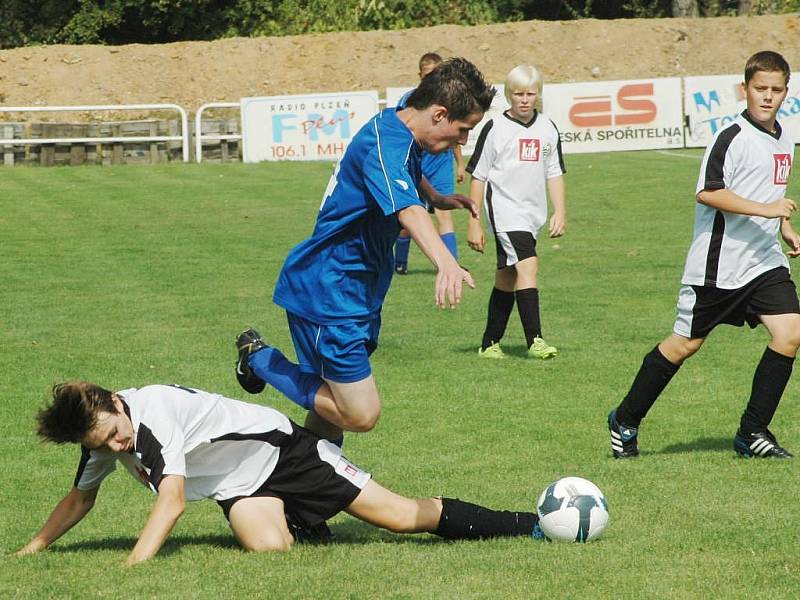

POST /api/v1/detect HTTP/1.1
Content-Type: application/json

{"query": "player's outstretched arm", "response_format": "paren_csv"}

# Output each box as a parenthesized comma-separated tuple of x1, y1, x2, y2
(398, 204, 474, 308)
(781, 218, 800, 257)
(126, 474, 186, 566)
(546, 175, 566, 238)
(698, 189, 797, 219)
(16, 486, 99, 556)
(467, 177, 486, 253)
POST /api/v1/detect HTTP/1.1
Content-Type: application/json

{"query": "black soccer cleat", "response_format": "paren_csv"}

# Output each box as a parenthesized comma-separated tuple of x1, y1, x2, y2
(235, 328, 267, 394)
(734, 429, 793, 459)
(608, 409, 639, 459)
(285, 514, 334, 544)
(394, 262, 408, 275)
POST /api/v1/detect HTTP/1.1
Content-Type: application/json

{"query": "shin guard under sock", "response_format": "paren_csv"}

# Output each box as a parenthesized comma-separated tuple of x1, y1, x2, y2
(616, 345, 680, 427)
(433, 497, 538, 540)
(481, 288, 515, 350)
(740, 346, 794, 433)
(248, 347, 322, 410)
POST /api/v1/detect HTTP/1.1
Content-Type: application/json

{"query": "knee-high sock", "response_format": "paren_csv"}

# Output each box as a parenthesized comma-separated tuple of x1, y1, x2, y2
(248, 347, 322, 410)
(394, 236, 411, 266)
(433, 498, 538, 540)
(615, 346, 680, 427)
(740, 346, 794, 433)
(440, 232, 458, 260)
(481, 288, 515, 350)
(515, 288, 541, 347)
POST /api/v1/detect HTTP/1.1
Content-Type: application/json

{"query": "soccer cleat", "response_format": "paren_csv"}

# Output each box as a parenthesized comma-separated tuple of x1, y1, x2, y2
(286, 514, 334, 544)
(608, 409, 639, 458)
(235, 328, 267, 394)
(478, 342, 505, 359)
(532, 519, 545, 540)
(734, 429, 793, 459)
(527, 337, 558, 359)
(394, 262, 408, 275)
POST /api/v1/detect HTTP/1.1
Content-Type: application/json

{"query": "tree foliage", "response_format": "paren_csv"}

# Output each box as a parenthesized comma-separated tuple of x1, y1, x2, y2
(1, 0, 798, 49)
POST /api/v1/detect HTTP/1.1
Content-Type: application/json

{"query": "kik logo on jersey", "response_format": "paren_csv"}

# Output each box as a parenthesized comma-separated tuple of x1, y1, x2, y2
(518, 138, 541, 162)
(773, 154, 792, 185)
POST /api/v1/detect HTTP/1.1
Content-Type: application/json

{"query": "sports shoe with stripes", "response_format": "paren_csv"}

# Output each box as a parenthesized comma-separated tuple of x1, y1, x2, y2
(235, 328, 267, 394)
(734, 429, 793, 459)
(608, 409, 639, 458)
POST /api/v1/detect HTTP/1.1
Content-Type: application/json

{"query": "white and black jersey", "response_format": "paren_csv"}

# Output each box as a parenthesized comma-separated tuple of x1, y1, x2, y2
(682, 111, 793, 289)
(466, 110, 565, 237)
(73, 385, 369, 503)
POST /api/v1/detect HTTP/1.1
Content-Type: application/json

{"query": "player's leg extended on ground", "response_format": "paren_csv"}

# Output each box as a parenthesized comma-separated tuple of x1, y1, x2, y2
(513, 257, 542, 346)
(740, 313, 800, 432)
(614, 334, 703, 426)
(481, 267, 516, 350)
(228, 496, 294, 552)
(434, 209, 459, 260)
(345, 481, 537, 539)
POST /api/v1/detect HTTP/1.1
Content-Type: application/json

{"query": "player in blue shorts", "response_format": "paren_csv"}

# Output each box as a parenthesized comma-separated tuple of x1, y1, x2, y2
(394, 53, 466, 275)
(236, 58, 496, 442)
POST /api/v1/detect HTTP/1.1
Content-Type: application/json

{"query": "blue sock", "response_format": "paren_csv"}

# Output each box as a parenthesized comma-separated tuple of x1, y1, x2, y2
(395, 236, 411, 266)
(248, 347, 321, 410)
(441, 232, 458, 260)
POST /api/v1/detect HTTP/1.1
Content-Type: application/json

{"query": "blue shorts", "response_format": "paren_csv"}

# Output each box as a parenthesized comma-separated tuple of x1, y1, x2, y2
(287, 312, 381, 383)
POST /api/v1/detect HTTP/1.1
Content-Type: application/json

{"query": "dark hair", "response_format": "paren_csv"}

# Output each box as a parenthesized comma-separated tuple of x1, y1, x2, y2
(37, 382, 117, 444)
(745, 51, 790, 85)
(406, 57, 496, 121)
(419, 52, 443, 70)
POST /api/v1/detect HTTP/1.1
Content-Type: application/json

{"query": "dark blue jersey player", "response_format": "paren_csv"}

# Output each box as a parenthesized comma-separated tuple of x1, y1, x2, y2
(236, 58, 496, 443)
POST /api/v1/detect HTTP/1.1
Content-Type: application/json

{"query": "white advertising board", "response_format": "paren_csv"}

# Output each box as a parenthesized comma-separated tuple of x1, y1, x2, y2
(241, 91, 379, 162)
(385, 86, 413, 108)
(684, 74, 800, 147)
(542, 78, 684, 154)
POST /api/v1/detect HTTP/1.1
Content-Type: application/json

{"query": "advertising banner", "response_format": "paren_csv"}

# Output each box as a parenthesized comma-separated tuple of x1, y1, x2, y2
(543, 78, 684, 154)
(241, 91, 379, 162)
(684, 74, 800, 147)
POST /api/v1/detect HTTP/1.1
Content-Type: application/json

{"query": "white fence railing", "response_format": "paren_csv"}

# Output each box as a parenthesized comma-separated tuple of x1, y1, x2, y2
(0, 104, 190, 162)
(195, 102, 241, 164)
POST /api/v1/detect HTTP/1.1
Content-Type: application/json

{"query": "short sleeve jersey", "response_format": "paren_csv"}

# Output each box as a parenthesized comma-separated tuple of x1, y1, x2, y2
(273, 108, 424, 324)
(682, 111, 793, 289)
(466, 111, 565, 236)
(73, 385, 293, 502)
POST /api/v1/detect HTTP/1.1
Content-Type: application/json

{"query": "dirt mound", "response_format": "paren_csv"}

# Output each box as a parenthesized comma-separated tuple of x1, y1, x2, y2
(0, 14, 798, 117)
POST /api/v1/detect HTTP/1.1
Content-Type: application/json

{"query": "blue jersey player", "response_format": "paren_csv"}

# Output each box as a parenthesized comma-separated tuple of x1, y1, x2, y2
(395, 53, 466, 275)
(236, 58, 496, 443)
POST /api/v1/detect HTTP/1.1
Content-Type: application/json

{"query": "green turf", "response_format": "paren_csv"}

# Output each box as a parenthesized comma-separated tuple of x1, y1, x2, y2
(2, 152, 799, 599)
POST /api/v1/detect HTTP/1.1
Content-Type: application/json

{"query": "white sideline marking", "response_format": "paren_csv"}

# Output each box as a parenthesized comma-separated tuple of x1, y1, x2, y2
(655, 150, 702, 160)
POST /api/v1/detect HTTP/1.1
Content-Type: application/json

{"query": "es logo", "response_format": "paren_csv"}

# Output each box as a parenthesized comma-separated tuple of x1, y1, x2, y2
(569, 83, 657, 127)
(519, 138, 541, 161)
(774, 154, 792, 185)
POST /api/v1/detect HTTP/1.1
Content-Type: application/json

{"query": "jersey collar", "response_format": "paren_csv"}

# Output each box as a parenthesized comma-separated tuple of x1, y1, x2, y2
(502, 109, 539, 128)
(741, 109, 782, 140)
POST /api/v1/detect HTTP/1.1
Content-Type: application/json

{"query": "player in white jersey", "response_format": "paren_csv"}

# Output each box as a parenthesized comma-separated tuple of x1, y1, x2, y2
(466, 65, 566, 360)
(608, 51, 800, 460)
(17, 382, 544, 564)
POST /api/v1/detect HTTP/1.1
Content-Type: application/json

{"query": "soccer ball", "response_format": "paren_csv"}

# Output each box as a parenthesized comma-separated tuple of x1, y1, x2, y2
(536, 476, 609, 542)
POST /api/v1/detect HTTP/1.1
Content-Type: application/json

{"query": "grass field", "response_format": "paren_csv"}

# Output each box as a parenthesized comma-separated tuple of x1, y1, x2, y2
(2, 151, 799, 599)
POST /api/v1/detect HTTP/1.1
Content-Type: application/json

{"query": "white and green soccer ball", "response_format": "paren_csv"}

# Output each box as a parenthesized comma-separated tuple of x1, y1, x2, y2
(536, 476, 609, 542)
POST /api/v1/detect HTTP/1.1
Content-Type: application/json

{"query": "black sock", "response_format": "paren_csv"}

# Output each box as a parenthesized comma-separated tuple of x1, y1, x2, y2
(481, 288, 515, 350)
(515, 288, 541, 348)
(616, 346, 680, 427)
(433, 497, 538, 540)
(740, 346, 794, 433)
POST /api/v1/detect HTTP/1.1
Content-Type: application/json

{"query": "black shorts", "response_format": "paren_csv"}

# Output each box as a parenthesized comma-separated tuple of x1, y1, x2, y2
(494, 231, 537, 269)
(673, 267, 800, 339)
(217, 423, 370, 528)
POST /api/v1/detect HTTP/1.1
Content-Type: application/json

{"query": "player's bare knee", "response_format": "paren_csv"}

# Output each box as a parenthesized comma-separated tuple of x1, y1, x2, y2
(242, 533, 293, 553)
(345, 408, 380, 432)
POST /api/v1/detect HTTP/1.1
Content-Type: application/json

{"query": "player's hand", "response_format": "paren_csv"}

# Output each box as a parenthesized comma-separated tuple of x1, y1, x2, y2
(456, 166, 466, 184)
(781, 220, 800, 257)
(549, 213, 566, 238)
(764, 198, 797, 219)
(467, 218, 485, 253)
(435, 261, 475, 309)
(428, 193, 478, 218)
